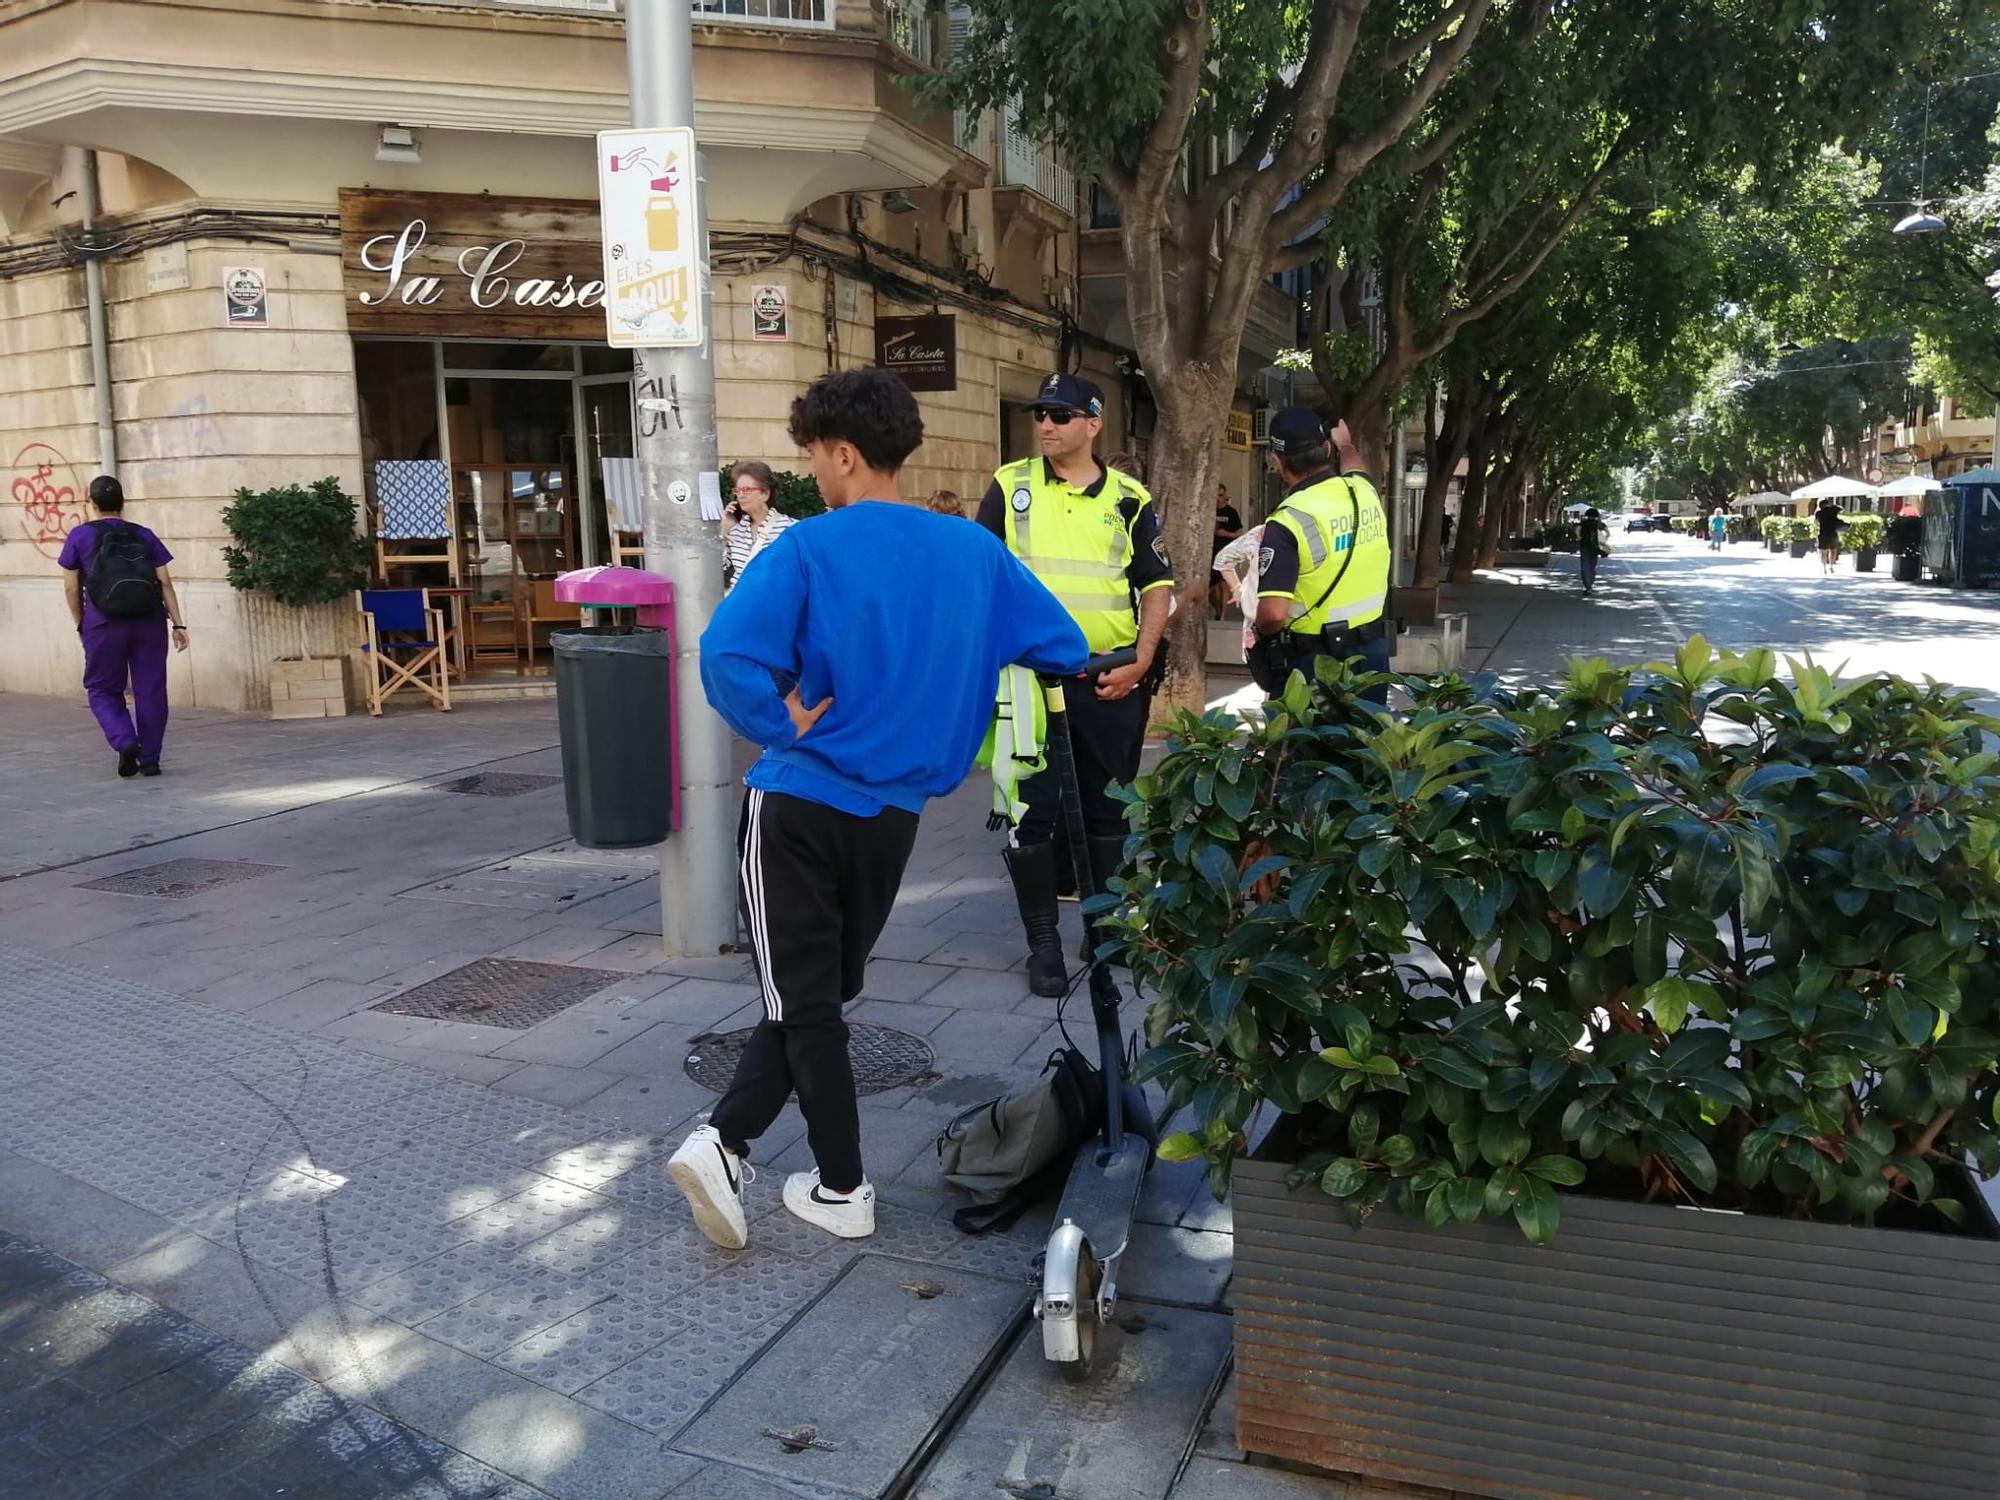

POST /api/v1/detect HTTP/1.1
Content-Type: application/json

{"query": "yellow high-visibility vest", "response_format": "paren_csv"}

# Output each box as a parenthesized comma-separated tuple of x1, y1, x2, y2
(994, 458, 1150, 654)
(1265, 472, 1391, 635)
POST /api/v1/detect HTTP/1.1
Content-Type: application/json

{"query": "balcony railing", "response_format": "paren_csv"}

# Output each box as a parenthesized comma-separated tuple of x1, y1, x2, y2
(1000, 107, 1074, 211)
(455, 0, 839, 23)
(882, 0, 932, 62)
(692, 0, 834, 25)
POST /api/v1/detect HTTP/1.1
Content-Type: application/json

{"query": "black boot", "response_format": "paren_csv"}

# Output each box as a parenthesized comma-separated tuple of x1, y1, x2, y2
(1078, 836, 1132, 965)
(1004, 842, 1068, 999)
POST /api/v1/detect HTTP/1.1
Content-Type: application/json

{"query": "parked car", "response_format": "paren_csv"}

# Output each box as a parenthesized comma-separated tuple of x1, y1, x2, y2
(1624, 516, 1652, 533)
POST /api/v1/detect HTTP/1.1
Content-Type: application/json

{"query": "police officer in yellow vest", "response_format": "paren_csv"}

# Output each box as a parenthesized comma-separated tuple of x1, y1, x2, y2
(978, 373, 1174, 997)
(1250, 408, 1393, 705)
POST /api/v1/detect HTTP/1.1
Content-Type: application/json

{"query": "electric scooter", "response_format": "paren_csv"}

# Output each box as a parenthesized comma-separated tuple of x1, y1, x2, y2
(1033, 647, 1158, 1381)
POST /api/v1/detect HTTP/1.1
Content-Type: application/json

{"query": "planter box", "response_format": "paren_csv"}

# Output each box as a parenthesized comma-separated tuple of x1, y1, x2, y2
(1232, 1160, 2000, 1500)
(1789, 540, 1812, 558)
(1493, 550, 1550, 569)
(268, 655, 351, 720)
(1767, 537, 1785, 552)
(1854, 546, 1879, 573)
(1893, 551, 1923, 582)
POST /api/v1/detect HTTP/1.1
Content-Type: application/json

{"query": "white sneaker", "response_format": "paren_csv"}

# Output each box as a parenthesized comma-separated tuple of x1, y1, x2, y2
(667, 1124, 753, 1250)
(782, 1170, 876, 1239)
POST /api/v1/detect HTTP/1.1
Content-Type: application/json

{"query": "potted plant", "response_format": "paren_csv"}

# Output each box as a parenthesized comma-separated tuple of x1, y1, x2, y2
(1115, 646, 2000, 1500)
(1542, 521, 1578, 552)
(1758, 514, 1788, 551)
(1786, 515, 1815, 557)
(1844, 511, 1886, 571)
(1886, 513, 1926, 581)
(222, 478, 374, 718)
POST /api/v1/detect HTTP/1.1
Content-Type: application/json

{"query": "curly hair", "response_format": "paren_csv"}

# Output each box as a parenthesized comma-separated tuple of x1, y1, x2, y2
(787, 370, 925, 473)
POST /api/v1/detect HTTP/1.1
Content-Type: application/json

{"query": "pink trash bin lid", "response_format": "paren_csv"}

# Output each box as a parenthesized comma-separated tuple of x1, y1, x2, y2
(554, 566, 674, 607)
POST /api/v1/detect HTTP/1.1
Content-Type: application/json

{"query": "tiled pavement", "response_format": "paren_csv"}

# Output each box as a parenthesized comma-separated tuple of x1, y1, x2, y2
(0, 689, 1393, 1499)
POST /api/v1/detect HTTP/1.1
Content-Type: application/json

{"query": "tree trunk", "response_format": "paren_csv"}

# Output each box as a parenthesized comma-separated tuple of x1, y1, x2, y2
(1448, 422, 1490, 584)
(1146, 392, 1228, 717)
(1413, 384, 1472, 588)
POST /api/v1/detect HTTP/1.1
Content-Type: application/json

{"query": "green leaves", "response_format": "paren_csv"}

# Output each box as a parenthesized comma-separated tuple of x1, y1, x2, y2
(221, 479, 374, 608)
(1123, 642, 2000, 1247)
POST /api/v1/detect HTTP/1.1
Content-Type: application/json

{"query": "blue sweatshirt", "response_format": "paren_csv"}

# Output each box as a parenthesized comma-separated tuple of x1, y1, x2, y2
(699, 501, 1089, 817)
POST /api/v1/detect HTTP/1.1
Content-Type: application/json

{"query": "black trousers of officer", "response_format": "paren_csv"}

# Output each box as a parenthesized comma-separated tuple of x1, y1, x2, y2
(1015, 682, 1151, 845)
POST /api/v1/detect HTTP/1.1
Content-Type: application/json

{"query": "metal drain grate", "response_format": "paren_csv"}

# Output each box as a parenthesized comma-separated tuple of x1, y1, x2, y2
(370, 958, 622, 1029)
(685, 1023, 936, 1096)
(76, 859, 285, 899)
(432, 772, 562, 798)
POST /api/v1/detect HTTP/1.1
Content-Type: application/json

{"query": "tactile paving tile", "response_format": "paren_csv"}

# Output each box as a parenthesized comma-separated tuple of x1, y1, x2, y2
(345, 1240, 537, 1326)
(455, 1176, 616, 1251)
(531, 1134, 673, 1192)
(657, 1246, 834, 1340)
(430, 771, 562, 797)
(685, 1023, 934, 1096)
(416, 1269, 613, 1360)
(74, 858, 286, 898)
(370, 958, 624, 1029)
(496, 1295, 691, 1394)
(867, 1205, 1042, 1283)
(572, 1323, 776, 1435)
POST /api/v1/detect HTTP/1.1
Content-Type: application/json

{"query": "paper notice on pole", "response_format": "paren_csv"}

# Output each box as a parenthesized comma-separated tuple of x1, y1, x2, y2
(597, 126, 704, 350)
(697, 471, 723, 521)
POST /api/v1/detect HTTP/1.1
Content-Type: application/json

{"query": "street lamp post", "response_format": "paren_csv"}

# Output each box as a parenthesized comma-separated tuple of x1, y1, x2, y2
(622, 3, 737, 958)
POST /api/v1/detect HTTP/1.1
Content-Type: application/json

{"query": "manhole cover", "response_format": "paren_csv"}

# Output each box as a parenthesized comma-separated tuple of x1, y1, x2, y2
(77, 858, 285, 899)
(433, 772, 561, 797)
(371, 958, 622, 1029)
(685, 1024, 935, 1096)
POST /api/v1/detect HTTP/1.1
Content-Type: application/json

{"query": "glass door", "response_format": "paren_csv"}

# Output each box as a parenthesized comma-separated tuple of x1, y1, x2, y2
(580, 375, 638, 567)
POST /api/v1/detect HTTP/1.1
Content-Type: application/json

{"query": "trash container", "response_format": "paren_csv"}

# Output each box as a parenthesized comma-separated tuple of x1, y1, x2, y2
(550, 567, 679, 849)
(1927, 468, 2000, 589)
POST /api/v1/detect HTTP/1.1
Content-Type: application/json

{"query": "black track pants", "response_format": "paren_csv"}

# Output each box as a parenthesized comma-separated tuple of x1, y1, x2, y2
(709, 788, 919, 1192)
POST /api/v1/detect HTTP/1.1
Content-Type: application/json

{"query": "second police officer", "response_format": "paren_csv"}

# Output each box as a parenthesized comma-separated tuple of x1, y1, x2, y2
(978, 373, 1174, 998)
(1249, 408, 1393, 704)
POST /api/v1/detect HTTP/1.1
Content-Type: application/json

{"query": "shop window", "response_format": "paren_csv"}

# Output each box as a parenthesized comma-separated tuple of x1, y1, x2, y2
(440, 342, 575, 374)
(356, 341, 440, 465)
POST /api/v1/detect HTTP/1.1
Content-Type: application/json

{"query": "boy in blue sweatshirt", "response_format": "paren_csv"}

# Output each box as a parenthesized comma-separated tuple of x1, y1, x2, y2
(668, 369, 1087, 1248)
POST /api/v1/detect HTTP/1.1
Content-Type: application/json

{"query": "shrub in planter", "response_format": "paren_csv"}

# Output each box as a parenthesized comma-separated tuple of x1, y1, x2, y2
(223, 479, 373, 716)
(1758, 515, 1789, 550)
(1119, 643, 2000, 1240)
(1845, 511, 1886, 570)
(1541, 521, 1577, 552)
(1787, 515, 1815, 555)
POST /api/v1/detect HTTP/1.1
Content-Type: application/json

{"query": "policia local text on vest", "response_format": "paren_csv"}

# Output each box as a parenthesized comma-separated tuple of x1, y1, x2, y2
(1250, 407, 1393, 705)
(979, 373, 1175, 998)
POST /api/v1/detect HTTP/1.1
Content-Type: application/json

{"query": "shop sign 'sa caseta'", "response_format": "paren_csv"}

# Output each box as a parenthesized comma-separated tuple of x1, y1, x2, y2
(597, 127, 704, 350)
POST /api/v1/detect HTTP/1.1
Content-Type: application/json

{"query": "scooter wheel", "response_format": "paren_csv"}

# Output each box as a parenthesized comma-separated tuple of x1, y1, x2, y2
(1048, 1249, 1102, 1383)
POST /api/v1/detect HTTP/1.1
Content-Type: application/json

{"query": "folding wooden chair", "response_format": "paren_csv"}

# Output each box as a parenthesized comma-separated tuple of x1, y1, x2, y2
(358, 588, 452, 716)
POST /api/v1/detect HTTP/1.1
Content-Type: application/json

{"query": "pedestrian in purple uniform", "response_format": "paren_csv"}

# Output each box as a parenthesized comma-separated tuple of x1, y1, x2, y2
(58, 476, 188, 778)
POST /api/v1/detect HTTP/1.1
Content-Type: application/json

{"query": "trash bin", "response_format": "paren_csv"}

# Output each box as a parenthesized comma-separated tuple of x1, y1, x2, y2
(1927, 468, 2000, 589)
(550, 567, 679, 849)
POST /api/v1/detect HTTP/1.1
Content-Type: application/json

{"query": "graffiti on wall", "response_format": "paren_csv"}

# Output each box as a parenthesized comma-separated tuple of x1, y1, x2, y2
(129, 395, 227, 491)
(10, 443, 89, 560)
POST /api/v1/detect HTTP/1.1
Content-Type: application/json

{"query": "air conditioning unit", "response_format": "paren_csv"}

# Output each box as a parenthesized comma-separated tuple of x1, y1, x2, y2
(1252, 407, 1273, 446)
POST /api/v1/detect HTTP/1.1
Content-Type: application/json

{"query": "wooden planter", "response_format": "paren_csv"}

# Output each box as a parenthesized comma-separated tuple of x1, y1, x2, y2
(1231, 1160, 2000, 1500)
(269, 656, 351, 720)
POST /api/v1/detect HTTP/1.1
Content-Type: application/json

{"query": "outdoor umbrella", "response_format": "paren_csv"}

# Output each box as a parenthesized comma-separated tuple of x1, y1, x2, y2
(1877, 474, 1945, 498)
(1790, 475, 1880, 501)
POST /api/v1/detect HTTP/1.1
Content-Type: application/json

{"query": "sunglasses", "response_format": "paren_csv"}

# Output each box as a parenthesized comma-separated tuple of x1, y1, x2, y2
(1030, 408, 1081, 426)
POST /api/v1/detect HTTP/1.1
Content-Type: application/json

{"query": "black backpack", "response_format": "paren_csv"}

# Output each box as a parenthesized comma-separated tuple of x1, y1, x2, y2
(83, 521, 163, 619)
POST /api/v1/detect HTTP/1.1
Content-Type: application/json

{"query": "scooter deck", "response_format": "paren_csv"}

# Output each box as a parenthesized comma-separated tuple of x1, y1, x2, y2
(1050, 1133, 1150, 1264)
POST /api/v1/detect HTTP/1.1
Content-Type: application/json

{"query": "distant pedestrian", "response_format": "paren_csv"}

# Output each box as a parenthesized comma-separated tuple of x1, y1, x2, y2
(59, 476, 187, 779)
(667, 370, 1084, 1250)
(720, 461, 795, 594)
(1708, 507, 1729, 552)
(1815, 500, 1845, 575)
(1210, 482, 1245, 613)
(1440, 513, 1455, 556)
(925, 489, 965, 517)
(1578, 507, 1607, 594)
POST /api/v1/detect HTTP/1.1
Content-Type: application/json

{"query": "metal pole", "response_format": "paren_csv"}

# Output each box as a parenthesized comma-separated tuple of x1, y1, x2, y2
(79, 150, 117, 478)
(625, 0, 736, 957)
